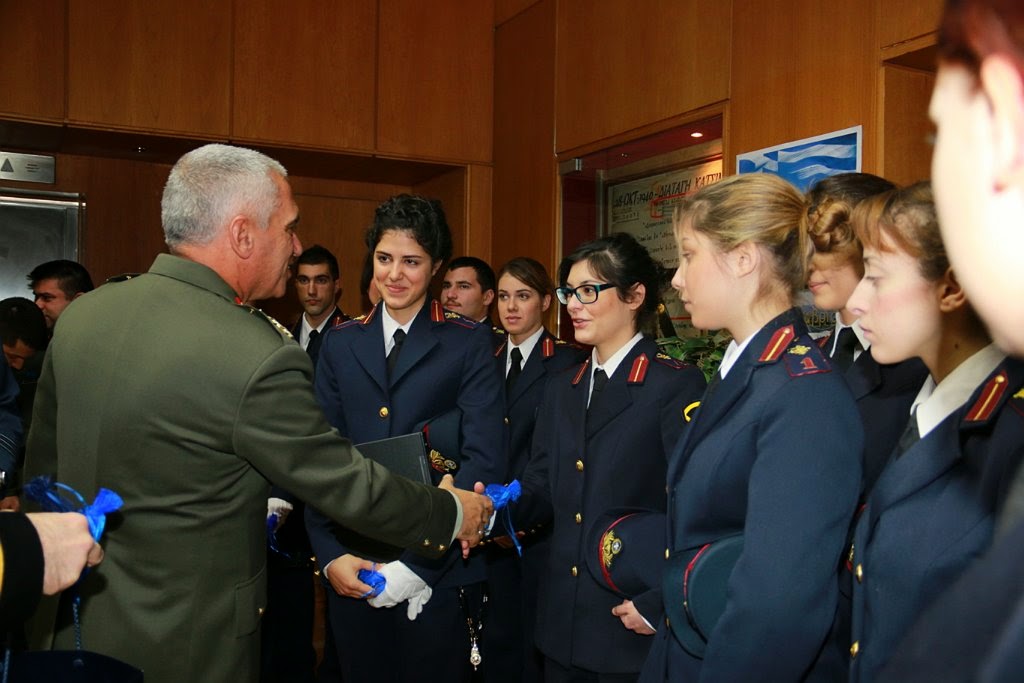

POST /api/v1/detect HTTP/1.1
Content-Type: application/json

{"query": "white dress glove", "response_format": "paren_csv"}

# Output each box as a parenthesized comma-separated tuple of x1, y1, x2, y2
(367, 562, 428, 609)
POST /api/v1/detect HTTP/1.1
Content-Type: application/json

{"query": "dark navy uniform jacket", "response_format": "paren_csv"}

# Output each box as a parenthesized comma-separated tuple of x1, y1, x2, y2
(641, 308, 862, 683)
(0, 363, 22, 476)
(520, 336, 706, 674)
(497, 330, 585, 485)
(847, 357, 1024, 683)
(818, 332, 928, 496)
(305, 299, 505, 587)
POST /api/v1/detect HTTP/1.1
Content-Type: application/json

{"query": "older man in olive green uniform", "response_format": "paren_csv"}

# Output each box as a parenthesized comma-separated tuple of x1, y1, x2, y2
(23, 144, 492, 683)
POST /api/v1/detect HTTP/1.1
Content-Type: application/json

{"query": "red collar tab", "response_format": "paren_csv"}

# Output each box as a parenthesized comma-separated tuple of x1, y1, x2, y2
(965, 370, 1009, 423)
(627, 354, 649, 384)
(431, 300, 445, 322)
(816, 334, 830, 349)
(361, 304, 378, 326)
(759, 325, 795, 363)
(494, 340, 507, 357)
(572, 358, 591, 386)
(542, 337, 555, 358)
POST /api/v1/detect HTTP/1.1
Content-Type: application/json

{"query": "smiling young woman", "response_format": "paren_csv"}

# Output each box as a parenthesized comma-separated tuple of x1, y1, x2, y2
(305, 194, 505, 683)
(514, 233, 706, 682)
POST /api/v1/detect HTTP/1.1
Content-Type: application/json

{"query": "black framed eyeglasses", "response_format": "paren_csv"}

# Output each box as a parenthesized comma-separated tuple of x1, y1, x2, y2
(555, 283, 617, 305)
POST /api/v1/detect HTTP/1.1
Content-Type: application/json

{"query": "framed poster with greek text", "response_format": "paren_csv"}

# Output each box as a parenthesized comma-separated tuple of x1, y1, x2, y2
(606, 159, 723, 337)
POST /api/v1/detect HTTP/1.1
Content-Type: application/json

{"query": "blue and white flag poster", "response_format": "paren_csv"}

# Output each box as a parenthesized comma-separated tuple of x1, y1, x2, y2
(736, 126, 862, 191)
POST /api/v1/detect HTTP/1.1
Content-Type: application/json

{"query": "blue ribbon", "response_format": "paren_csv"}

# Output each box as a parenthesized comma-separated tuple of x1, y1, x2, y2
(486, 480, 523, 556)
(356, 567, 386, 598)
(24, 476, 123, 543)
(356, 480, 525, 598)
(266, 513, 293, 560)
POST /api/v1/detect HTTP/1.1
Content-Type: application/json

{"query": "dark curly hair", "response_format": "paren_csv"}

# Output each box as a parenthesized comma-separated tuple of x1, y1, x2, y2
(365, 194, 453, 266)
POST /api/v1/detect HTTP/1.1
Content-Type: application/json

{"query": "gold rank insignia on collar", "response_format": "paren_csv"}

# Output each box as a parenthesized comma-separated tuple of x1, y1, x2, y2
(1013, 387, 1024, 400)
(235, 299, 293, 340)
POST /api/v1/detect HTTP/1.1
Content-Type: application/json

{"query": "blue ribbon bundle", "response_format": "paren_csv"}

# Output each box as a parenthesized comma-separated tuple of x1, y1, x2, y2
(19, 476, 123, 655)
(23, 476, 123, 544)
(357, 480, 522, 597)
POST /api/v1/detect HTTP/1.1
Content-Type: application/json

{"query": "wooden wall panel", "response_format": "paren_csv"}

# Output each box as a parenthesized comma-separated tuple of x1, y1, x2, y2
(377, 0, 494, 163)
(233, 0, 377, 151)
(0, 0, 66, 122)
(259, 193, 381, 323)
(414, 167, 468, 257)
(492, 0, 558, 276)
(495, 0, 539, 26)
(729, 0, 878, 175)
(66, 0, 231, 136)
(879, 65, 935, 186)
(554, 0, 731, 154)
(878, 0, 943, 49)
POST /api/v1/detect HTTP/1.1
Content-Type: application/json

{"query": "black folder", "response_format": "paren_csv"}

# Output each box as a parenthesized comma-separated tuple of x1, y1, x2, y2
(355, 432, 432, 485)
(342, 433, 432, 561)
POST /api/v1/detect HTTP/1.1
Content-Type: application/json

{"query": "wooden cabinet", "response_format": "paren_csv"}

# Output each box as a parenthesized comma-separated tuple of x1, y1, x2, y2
(66, 0, 231, 136)
(377, 0, 494, 163)
(878, 0, 943, 49)
(555, 0, 730, 155)
(232, 0, 377, 151)
(0, 0, 66, 122)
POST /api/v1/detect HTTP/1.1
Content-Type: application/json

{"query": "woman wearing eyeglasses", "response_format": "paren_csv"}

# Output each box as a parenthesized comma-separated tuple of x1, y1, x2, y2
(516, 233, 706, 682)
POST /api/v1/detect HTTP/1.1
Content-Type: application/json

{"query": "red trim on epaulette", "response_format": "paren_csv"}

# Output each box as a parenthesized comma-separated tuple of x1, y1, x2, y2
(542, 337, 555, 358)
(431, 299, 445, 322)
(494, 340, 507, 357)
(599, 514, 636, 594)
(965, 371, 1009, 422)
(627, 354, 649, 384)
(817, 334, 831, 349)
(759, 325, 795, 362)
(361, 304, 378, 326)
(572, 359, 591, 386)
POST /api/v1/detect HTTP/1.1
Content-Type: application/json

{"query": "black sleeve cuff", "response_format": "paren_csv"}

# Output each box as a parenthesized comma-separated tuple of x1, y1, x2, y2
(0, 511, 45, 629)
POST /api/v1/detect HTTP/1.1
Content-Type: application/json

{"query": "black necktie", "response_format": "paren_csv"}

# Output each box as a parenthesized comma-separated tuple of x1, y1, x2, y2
(893, 409, 921, 459)
(387, 329, 406, 378)
(506, 347, 523, 393)
(831, 327, 858, 372)
(588, 369, 608, 413)
(306, 329, 321, 360)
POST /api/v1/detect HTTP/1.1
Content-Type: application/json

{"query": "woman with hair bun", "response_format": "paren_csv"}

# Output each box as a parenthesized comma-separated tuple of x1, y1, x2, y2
(642, 173, 862, 682)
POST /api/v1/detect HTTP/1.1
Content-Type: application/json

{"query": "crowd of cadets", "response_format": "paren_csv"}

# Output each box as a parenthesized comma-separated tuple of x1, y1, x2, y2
(257, 161, 1023, 682)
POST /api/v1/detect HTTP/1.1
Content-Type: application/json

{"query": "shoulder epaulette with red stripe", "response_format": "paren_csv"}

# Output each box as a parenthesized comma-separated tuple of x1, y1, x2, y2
(654, 352, 691, 370)
(572, 358, 592, 386)
(965, 370, 1009, 422)
(494, 340, 507, 357)
(626, 354, 649, 384)
(542, 337, 555, 358)
(758, 325, 796, 363)
(783, 342, 831, 378)
(333, 316, 363, 330)
(430, 299, 445, 322)
(360, 305, 379, 326)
